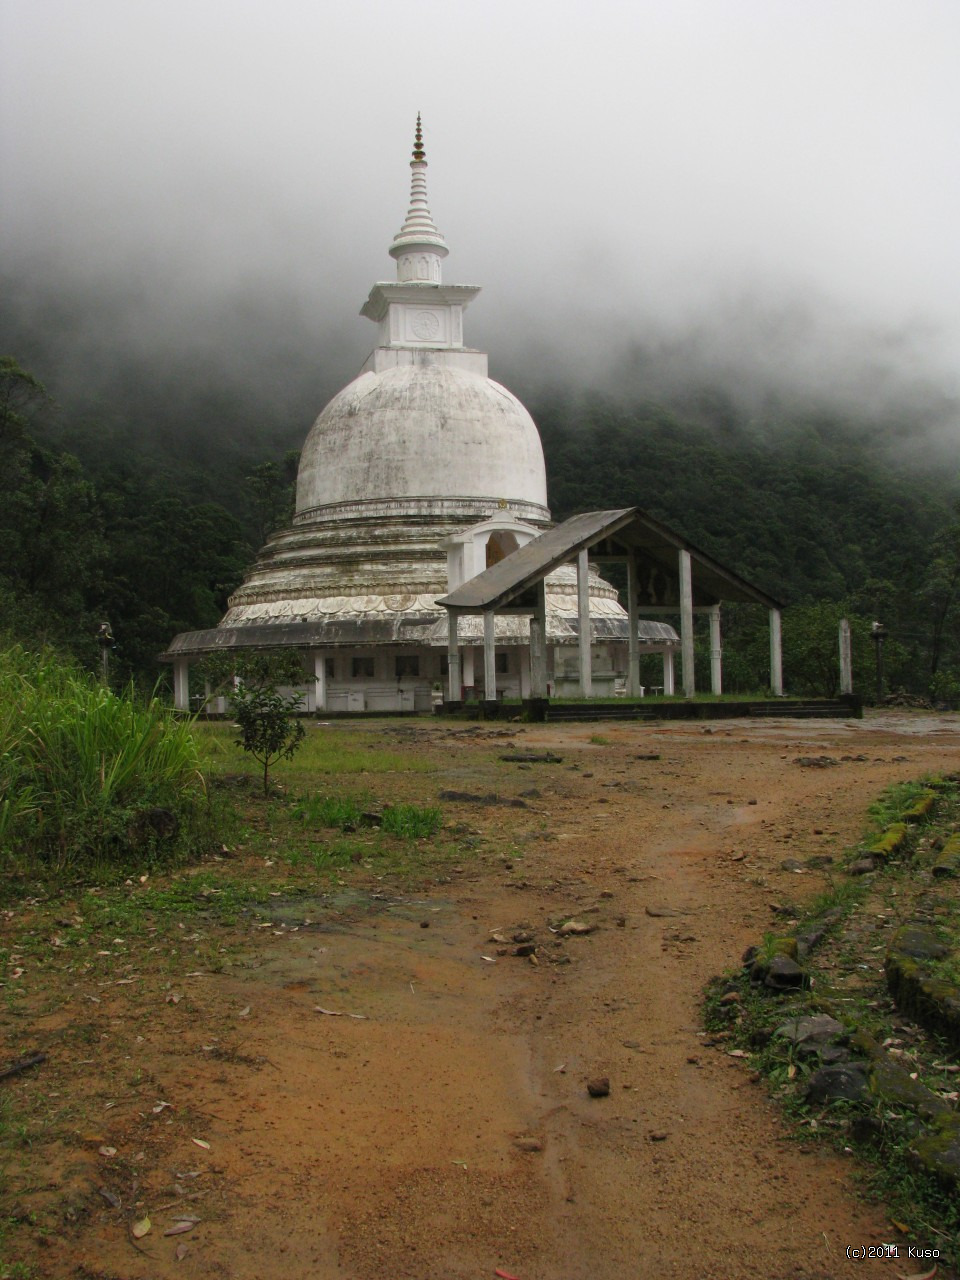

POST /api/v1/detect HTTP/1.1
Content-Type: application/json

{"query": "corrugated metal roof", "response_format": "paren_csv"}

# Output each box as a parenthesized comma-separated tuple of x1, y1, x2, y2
(437, 508, 782, 612)
(437, 511, 636, 610)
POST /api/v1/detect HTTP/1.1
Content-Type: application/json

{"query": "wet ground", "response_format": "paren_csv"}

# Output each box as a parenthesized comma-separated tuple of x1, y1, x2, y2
(5, 711, 959, 1278)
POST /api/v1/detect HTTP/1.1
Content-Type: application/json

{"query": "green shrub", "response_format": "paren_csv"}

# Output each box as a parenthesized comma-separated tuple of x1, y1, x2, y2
(0, 643, 209, 872)
(231, 682, 305, 795)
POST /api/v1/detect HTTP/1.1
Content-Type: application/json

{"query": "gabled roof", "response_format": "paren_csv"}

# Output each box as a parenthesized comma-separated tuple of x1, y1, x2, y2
(437, 508, 783, 613)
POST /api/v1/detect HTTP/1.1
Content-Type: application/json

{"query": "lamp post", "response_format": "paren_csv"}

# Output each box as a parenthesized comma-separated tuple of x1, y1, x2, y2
(870, 621, 887, 704)
(97, 620, 114, 687)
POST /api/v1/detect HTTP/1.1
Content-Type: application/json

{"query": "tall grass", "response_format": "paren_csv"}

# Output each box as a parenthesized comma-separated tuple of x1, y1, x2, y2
(0, 643, 209, 872)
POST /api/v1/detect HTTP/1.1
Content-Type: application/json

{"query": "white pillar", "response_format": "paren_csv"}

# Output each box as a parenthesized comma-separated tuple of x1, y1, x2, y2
(770, 608, 783, 696)
(626, 552, 640, 697)
(709, 606, 722, 695)
(529, 581, 548, 699)
(679, 549, 696, 697)
(462, 645, 475, 691)
(520, 649, 531, 698)
(447, 612, 461, 700)
(839, 618, 852, 695)
(663, 649, 676, 695)
(483, 610, 496, 700)
(314, 652, 327, 712)
(577, 548, 592, 698)
(173, 659, 190, 711)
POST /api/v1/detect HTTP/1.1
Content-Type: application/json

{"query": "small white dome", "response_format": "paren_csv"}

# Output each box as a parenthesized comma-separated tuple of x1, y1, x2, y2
(296, 363, 548, 516)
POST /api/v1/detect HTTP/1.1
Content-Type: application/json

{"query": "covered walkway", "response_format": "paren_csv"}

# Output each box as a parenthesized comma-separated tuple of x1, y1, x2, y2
(437, 507, 784, 705)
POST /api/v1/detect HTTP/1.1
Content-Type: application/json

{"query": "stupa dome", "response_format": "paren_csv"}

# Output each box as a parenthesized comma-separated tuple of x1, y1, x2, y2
(296, 361, 548, 518)
(164, 117, 680, 717)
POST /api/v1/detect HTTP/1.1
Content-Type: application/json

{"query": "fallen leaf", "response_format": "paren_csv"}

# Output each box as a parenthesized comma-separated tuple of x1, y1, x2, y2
(314, 1006, 366, 1019)
(152, 1101, 172, 1113)
(131, 1217, 151, 1239)
(495, 1270, 521, 1280)
(727, 1050, 750, 1059)
(238, 1006, 251, 1017)
(191, 1138, 211, 1150)
(98, 1187, 121, 1209)
(166, 992, 182, 1005)
(99, 1146, 117, 1157)
(164, 1221, 196, 1236)
(897, 1268, 937, 1280)
(175, 1242, 189, 1261)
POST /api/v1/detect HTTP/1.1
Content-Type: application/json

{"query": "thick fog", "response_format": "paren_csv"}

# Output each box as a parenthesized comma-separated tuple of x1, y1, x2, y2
(2, 0, 958, 446)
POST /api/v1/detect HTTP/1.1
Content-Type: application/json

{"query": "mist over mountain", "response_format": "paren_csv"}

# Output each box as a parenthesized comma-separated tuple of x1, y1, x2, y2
(3, 249, 958, 500)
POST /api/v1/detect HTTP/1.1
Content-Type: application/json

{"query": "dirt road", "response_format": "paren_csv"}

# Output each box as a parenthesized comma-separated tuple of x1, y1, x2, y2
(16, 711, 960, 1279)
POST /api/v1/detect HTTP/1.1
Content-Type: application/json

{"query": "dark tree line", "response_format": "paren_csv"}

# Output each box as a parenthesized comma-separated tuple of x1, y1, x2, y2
(0, 357, 291, 684)
(2, 355, 958, 701)
(537, 390, 960, 700)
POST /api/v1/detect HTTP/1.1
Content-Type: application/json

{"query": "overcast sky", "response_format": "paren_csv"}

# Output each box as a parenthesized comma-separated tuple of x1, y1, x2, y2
(2, 0, 959, 424)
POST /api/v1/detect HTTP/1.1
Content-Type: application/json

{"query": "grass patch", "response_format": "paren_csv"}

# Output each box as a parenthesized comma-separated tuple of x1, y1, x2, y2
(380, 803, 442, 839)
(292, 793, 368, 830)
(194, 722, 435, 780)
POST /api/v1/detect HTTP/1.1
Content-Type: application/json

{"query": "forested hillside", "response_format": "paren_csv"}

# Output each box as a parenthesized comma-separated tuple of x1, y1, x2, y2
(1, 347, 958, 701)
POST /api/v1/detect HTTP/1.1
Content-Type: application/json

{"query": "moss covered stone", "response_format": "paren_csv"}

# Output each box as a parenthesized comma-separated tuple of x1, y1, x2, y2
(909, 1117, 960, 1191)
(903, 790, 938, 823)
(885, 928, 960, 1053)
(932, 833, 960, 878)
(867, 822, 909, 859)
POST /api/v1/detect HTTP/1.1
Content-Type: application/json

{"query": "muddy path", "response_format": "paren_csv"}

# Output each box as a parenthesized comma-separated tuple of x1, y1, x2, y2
(13, 712, 960, 1279)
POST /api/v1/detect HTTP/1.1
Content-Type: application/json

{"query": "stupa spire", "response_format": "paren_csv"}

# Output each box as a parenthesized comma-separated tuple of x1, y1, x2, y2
(389, 114, 449, 282)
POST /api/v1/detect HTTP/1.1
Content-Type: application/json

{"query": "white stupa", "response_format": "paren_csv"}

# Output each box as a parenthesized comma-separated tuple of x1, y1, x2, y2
(166, 119, 676, 711)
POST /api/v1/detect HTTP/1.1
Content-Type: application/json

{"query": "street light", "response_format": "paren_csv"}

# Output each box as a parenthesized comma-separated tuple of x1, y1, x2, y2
(97, 620, 114, 687)
(871, 621, 887, 703)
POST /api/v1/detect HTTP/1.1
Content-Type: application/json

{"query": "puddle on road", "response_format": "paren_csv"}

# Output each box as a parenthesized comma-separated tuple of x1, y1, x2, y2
(257, 887, 455, 928)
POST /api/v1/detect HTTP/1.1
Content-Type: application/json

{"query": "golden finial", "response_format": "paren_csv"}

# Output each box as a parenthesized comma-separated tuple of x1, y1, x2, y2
(412, 113, 425, 163)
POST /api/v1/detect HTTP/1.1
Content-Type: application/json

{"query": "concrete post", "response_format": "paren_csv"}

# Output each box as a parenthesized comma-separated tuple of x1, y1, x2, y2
(314, 652, 327, 713)
(462, 645, 475, 693)
(709, 605, 723, 695)
(447, 612, 461, 701)
(770, 608, 784, 696)
(530, 581, 548, 699)
(577, 548, 592, 697)
(626, 551, 640, 697)
(483, 609, 496, 699)
(679, 549, 696, 697)
(839, 618, 852, 695)
(173, 659, 190, 711)
(663, 649, 675, 695)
